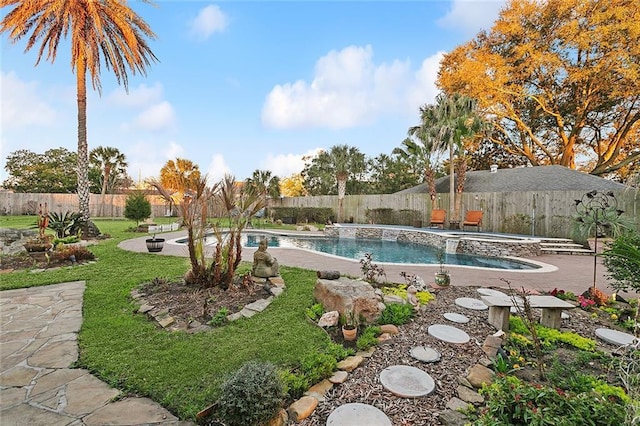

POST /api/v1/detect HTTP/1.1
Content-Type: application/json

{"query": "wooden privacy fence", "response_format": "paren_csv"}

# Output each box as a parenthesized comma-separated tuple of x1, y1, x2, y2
(1, 190, 638, 239)
(281, 190, 640, 239)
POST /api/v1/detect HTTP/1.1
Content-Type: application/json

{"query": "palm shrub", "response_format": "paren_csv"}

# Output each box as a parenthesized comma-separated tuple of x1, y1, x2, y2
(123, 191, 151, 226)
(215, 361, 285, 426)
(149, 174, 264, 288)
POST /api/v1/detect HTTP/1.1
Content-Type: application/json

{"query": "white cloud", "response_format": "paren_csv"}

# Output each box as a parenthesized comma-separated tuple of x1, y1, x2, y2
(126, 140, 186, 182)
(164, 141, 185, 160)
(205, 153, 232, 184)
(189, 5, 228, 41)
(261, 148, 322, 177)
(261, 45, 447, 129)
(406, 52, 446, 110)
(437, 0, 505, 35)
(0, 71, 56, 129)
(134, 101, 176, 131)
(107, 82, 164, 107)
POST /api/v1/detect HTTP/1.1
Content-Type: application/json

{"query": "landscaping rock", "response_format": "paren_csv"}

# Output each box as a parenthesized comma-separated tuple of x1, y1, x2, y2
(379, 324, 399, 334)
(481, 335, 503, 358)
(446, 397, 470, 411)
(466, 364, 494, 389)
(438, 409, 470, 426)
(314, 278, 383, 323)
(328, 371, 348, 384)
(306, 379, 333, 397)
(457, 385, 484, 404)
(318, 311, 339, 327)
(337, 355, 364, 372)
(288, 396, 318, 421)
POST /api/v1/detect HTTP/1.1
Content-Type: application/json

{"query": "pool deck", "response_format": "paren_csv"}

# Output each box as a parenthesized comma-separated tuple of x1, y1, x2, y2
(118, 229, 616, 298)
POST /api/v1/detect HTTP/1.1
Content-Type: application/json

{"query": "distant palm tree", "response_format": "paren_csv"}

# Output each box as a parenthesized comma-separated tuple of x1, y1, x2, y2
(158, 158, 201, 216)
(327, 145, 367, 222)
(90, 146, 128, 196)
(1, 0, 158, 232)
(245, 169, 281, 210)
(432, 94, 484, 221)
(394, 103, 446, 207)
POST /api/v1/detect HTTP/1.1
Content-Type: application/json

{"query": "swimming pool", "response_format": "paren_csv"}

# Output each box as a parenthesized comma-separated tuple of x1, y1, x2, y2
(171, 232, 541, 270)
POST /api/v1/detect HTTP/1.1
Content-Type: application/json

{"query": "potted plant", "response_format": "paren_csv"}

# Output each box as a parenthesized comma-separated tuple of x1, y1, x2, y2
(23, 235, 53, 252)
(145, 234, 165, 253)
(341, 308, 358, 341)
(434, 247, 450, 286)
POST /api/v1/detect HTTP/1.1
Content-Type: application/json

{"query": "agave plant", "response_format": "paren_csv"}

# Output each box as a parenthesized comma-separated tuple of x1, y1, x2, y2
(47, 211, 84, 238)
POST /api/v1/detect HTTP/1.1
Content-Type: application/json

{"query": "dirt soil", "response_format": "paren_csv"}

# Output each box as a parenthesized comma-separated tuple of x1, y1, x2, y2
(0, 251, 90, 271)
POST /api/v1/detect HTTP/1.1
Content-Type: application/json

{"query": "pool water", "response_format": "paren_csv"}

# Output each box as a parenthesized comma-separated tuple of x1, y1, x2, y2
(176, 233, 540, 270)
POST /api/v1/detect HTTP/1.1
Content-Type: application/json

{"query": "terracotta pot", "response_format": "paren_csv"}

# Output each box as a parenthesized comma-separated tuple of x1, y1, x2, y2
(342, 325, 358, 341)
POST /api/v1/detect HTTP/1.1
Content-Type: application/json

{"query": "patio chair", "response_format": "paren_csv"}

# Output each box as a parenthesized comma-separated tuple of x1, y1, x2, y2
(462, 210, 483, 231)
(429, 209, 446, 228)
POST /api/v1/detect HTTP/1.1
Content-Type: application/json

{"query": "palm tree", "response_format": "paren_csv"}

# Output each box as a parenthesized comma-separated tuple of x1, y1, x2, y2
(158, 158, 201, 217)
(90, 146, 128, 196)
(326, 145, 367, 222)
(245, 169, 280, 209)
(1, 0, 158, 233)
(394, 103, 446, 207)
(431, 94, 484, 221)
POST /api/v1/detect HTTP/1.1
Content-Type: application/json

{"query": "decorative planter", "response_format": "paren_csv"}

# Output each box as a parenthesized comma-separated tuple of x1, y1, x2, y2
(342, 325, 358, 341)
(434, 272, 451, 287)
(24, 242, 52, 252)
(145, 238, 165, 253)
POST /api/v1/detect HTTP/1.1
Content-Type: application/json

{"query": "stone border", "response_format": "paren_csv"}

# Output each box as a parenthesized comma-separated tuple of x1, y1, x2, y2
(324, 225, 541, 258)
(130, 276, 286, 333)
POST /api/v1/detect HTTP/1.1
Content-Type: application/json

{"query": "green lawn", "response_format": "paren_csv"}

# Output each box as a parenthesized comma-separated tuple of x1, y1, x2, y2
(0, 217, 330, 420)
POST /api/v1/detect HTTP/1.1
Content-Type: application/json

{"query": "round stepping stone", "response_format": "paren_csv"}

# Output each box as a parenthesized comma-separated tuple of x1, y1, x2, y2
(379, 365, 435, 398)
(477, 288, 509, 298)
(428, 324, 470, 344)
(455, 297, 488, 311)
(443, 312, 470, 324)
(327, 403, 392, 426)
(410, 346, 441, 363)
(595, 328, 636, 346)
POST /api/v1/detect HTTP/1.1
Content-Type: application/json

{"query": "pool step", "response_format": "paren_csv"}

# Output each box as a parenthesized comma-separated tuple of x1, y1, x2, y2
(539, 239, 593, 255)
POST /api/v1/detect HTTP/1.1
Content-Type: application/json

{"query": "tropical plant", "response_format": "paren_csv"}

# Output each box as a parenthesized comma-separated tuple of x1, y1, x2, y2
(430, 93, 485, 221)
(47, 211, 84, 238)
(245, 169, 281, 211)
(0, 0, 158, 228)
(123, 192, 152, 226)
(89, 146, 129, 196)
(301, 145, 368, 221)
(437, 0, 640, 177)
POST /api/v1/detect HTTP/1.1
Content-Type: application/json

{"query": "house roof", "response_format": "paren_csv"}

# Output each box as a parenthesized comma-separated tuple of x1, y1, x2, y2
(396, 165, 629, 194)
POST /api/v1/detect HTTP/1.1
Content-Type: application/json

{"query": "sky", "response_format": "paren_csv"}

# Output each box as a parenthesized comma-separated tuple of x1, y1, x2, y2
(1, 0, 506, 186)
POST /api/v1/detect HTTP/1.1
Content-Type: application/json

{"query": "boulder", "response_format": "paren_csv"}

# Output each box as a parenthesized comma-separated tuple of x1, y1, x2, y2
(314, 278, 383, 323)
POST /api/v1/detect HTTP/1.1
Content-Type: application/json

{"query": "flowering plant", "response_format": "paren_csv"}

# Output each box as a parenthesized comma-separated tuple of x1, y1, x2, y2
(578, 295, 596, 309)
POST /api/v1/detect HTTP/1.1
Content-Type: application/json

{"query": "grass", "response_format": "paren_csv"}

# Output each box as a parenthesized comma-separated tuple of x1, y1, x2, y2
(0, 216, 331, 420)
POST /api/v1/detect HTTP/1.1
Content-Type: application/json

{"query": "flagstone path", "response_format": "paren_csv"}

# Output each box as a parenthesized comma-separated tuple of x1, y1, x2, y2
(0, 281, 194, 426)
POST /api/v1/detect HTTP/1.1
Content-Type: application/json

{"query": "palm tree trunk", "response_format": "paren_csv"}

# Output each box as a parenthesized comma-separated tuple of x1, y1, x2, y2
(76, 57, 91, 223)
(449, 142, 456, 221)
(337, 178, 346, 222)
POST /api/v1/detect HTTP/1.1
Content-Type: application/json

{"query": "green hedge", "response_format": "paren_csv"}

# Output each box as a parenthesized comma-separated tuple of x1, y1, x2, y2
(366, 208, 421, 225)
(270, 207, 334, 224)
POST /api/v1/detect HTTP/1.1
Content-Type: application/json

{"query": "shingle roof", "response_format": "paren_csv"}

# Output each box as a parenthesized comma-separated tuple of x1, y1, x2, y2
(396, 165, 629, 194)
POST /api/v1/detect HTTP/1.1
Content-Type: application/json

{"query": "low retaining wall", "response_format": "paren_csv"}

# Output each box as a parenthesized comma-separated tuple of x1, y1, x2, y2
(324, 225, 541, 258)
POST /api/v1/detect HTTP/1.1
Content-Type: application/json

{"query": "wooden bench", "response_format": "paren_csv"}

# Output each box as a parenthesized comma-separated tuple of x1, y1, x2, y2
(480, 295, 576, 331)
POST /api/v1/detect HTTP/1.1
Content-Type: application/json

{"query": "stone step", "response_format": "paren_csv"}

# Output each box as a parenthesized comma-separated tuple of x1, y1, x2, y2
(541, 247, 593, 255)
(540, 242, 585, 248)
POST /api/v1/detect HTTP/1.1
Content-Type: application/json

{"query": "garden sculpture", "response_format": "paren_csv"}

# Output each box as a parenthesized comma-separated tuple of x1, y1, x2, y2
(37, 203, 49, 238)
(252, 239, 279, 278)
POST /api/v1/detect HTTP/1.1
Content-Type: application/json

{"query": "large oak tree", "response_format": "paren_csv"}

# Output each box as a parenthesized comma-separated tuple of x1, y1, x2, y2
(437, 0, 640, 177)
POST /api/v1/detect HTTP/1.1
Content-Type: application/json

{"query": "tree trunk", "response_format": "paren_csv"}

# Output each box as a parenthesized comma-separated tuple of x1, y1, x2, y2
(76, 57, 91, 223)
(449, 142, 456, 221)
(337, 177, 347, 222)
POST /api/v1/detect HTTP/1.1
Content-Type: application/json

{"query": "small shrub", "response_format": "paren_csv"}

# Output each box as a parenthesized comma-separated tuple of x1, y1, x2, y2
(299, 352, 336, 384)
(324, 341, 354, 361)
(377, 303, 414, 326)
(216, 361, 285, 426)
(356, 326, 380, 351)
(278, 370, 308, 401)
(124, 192, 152, 226)
(51, 245, 95, 262)
(208, 308, 229, 327)
(305, 303, 324, 321)
(359, 252, 387, 283)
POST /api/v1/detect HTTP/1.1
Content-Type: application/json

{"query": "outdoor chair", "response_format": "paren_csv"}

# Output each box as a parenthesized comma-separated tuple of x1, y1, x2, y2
(462, 210, 483, 231)
(429, 209, 446, 228)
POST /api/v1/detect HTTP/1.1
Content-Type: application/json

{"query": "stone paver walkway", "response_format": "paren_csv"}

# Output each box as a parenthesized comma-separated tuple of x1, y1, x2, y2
(0, 281, 193, 426)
